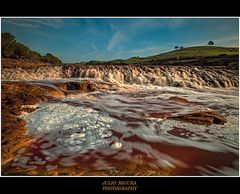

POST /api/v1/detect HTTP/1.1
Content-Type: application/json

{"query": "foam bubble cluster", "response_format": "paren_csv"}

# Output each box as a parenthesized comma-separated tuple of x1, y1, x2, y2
(21, 102, 113, 154)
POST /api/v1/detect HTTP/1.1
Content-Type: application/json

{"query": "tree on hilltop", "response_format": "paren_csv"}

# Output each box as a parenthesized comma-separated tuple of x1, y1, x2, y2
(208, 41, 214, 46)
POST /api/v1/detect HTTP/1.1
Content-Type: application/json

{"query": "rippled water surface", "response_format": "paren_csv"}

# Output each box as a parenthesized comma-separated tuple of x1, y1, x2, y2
(13, 80, 239, 176)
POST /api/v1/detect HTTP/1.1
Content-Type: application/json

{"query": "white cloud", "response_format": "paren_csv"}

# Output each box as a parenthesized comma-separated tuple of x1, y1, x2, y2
(81, 42, 99, 58)
(2, 18, 66, 29)
(106, 18, 186, 51)
(3, 19, 38, 28)
(91, 42, 98, 52)
(107, 32, 126, 51)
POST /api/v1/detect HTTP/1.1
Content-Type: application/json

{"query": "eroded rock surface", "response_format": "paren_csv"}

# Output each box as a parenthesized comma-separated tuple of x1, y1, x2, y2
(170, 111, 227, 125)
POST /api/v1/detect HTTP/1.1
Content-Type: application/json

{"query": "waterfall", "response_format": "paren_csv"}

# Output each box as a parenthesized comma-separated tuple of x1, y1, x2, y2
(1, 65, 239, 88)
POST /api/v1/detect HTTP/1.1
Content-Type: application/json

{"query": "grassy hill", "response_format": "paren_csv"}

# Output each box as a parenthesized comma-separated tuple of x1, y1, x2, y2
(2, 32, 62, 64)
(84, 46, 238, 66)
(123, 46, 239, 64)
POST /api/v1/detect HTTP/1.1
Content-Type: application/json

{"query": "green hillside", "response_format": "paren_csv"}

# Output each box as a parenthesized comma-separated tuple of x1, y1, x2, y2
(123, 46, 239, 64)
(1, 32, 62, 64)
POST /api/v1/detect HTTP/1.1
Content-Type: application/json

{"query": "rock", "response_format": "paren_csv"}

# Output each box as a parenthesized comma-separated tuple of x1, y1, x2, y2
(1, 81, 61, 167)
(170, 111, 227, 125)
(36, 85, 65, 98)
(168, 96, 191, 104)
(53, 80, 96, 94)
(147, 108, 227, 125)
(148, 112, 171, 119)
(182, 71, 188, 80)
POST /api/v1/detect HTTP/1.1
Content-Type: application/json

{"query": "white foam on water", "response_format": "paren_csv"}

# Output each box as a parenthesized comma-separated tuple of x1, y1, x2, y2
(20, 102, 114, 155)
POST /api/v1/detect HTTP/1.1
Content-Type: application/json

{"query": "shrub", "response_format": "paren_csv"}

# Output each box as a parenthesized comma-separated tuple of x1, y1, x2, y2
(42, 53, 62, 64)
(14, 42, 31, 58)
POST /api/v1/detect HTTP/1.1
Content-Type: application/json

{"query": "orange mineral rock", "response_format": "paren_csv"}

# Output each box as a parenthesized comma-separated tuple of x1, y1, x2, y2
(170, 111, 227, 125)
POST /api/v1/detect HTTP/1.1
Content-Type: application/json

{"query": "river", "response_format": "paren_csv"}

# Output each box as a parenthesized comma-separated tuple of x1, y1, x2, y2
(8, 79, 239, 176)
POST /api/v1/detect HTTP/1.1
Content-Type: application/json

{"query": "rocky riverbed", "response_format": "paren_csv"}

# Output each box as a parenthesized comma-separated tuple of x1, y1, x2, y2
(1, 77, 239, 176)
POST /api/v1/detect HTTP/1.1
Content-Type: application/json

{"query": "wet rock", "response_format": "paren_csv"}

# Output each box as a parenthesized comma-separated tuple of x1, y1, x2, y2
(168, 96, 191, 104)
(170, 111, 227, 125)
(1, 81, 66, 166)
(148, 112, 171, 119)
(147, 108, 227, 125)
(37, 85, 65, 98)
(54, 80, 96, 92)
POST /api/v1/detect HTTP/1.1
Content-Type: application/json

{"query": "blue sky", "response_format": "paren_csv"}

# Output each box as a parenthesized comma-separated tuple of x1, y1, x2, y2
(1, 18, 239, 63)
